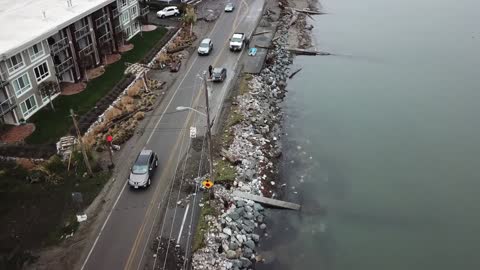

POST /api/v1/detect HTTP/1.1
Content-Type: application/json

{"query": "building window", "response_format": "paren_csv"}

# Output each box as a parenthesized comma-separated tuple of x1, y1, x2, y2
(20, 95, 38, 118)
(6, 53, 25, 74)
(33, 62, 50, 82)
(134, 21, 140, 32)
(130, 5, 138, 18)
(120, 0, 127, 8)
(29, 42, 45, 61)
(120, 12, 129, 25)
(12, 73, 32, 97)
(40, 89, 49, 103)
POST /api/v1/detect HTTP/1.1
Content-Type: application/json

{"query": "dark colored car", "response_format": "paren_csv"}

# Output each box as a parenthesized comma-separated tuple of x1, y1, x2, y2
(128, 149, 158, 189)
(212, 67, 227, 82)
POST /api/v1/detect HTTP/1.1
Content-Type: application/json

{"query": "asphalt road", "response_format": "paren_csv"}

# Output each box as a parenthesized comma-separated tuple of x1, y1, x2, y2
(80, 0, 265, 269)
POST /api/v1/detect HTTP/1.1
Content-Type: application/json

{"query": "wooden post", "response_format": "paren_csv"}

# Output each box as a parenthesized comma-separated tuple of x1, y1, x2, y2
(70, 109, 94, 177)
(203, 72, 214, 200)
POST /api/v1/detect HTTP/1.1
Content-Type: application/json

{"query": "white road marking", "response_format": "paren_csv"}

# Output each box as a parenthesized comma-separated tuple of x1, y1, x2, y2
(80, 178, 126, 270)
(145, 54, 201, 145)
(176, 203, 190, 245)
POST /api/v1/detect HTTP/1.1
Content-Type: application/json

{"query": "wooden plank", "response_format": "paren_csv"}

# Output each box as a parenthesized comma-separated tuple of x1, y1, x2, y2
(232, 191, 301, 210)
(287, 47, 332, 56)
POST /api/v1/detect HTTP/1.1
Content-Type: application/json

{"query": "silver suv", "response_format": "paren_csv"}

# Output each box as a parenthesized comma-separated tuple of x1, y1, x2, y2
(128, 149, 158, 189)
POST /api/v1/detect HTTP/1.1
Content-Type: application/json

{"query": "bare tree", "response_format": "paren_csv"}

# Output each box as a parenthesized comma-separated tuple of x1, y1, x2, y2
(78, 54, 91, 82)
(139, 0, 149, 25)
(100, 41, 111, 65)
(38, 81, 60, 111)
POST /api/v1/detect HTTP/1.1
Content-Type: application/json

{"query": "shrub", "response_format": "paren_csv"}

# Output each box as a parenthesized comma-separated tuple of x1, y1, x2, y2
(125, 104, 136, 113)
(44, 155, 65, 175)
(134, 111, 145, 120)
(127, 80, 143, 98)
(104, 107, 122, 123)
(120, 96, 134, 106)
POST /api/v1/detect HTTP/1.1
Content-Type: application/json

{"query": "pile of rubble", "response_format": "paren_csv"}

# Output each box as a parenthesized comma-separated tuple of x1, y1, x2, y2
(191, 9, 294, 270)
(83, 77, 165, 150)
(192, 192, 267, 270)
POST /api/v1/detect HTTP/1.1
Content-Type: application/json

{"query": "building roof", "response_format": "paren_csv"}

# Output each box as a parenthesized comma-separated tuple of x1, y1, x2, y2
(0, 0, 115, 58)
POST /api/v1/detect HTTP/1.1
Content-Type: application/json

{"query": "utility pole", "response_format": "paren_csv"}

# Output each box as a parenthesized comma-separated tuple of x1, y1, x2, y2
(106, 135, 115, 169)
(70, 109, 94, 177)
(203, 72, 214, 199)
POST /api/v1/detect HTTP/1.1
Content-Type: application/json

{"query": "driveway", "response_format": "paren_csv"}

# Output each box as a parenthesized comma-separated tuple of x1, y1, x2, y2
(79, 0, 265, 269)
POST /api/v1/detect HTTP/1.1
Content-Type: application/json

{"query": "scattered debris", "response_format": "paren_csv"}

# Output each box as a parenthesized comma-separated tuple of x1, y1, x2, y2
(76, 214, 88, 223)
(288, 68, 303, 79)
(192, 5, 298, 269)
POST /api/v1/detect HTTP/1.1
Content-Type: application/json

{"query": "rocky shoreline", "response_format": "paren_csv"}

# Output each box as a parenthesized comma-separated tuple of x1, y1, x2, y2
(191, 1, 314, 268)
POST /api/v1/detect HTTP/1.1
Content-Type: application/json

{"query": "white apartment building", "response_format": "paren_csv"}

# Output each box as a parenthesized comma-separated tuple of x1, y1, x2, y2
(0, 0, 149, 125)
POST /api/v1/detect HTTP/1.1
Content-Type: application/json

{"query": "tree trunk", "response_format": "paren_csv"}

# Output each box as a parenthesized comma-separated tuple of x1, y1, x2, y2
(48, 95, 55, 111)
(190, 23, 193, 37)
(84, 67, 89, 82)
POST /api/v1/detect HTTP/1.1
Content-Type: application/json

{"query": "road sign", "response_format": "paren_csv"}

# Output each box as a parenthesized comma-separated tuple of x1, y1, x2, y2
(202, 179, 213, 189)
(106, 135, 113, 142)
(190, 127, 197, 138)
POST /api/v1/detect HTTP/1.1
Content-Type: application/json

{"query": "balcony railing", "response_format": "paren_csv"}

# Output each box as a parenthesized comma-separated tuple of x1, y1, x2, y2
(98, 32, 112, 45)
(79, 43, 94, 58)
(114, 24, 122, 34)
(55, 57, 74, 75)
(95, 14, 109, 28)
(141, 6, 149, 16)
(0, 69, 8, 88)
(74, 25, 90, 40)
(0, 96, 16, 117)
(50, 37, 69, 55)
(112, 8, 120, 18)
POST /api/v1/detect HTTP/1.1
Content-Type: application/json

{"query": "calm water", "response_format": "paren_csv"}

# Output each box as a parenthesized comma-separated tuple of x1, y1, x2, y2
(259, 0, 480, 269)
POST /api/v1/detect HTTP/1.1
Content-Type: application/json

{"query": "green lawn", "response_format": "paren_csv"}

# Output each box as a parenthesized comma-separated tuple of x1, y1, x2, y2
(26, 28, 167, 144)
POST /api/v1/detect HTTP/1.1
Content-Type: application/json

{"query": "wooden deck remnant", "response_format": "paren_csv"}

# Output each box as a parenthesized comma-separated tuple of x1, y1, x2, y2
(232, 191, 301, 210)
(287, 47, 332, 56)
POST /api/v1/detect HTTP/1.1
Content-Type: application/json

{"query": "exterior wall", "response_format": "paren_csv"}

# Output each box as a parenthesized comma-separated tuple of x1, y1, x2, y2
(118, 0, 141, 40)
(0, 0, 143, 125)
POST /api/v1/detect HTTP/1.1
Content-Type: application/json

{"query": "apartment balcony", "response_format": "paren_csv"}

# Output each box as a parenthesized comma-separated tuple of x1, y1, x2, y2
(74, 25, 90, 40)
(98, 32, 112, 45)
(55, 57, 74, 75)
(141, 6, 149, 16)
(95, 14, 109, 28)
(50, 37, 69, 55)
(79, 43, 94, 58)
(0, 96, 16, 117)
(0, 70, 8, 88)
(112, 8, 120, 18)
(114, 24, 123, 34)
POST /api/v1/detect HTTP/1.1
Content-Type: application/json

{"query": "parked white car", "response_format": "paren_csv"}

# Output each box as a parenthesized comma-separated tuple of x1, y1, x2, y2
(156, 6, 180, 18)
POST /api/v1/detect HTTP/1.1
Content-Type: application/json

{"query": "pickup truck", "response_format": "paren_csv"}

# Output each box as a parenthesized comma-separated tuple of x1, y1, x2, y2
(229, 33, 245, 51)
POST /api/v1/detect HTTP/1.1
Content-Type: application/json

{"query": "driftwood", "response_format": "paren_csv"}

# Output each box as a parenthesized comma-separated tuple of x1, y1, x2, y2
(220, 148, 241, 165)
(170, 61, 181, 72)
(289, 68, 302, 79)
(288, 12, 298, 27)
(255, 44, 274, 49)
(272, 36, 281, 42)
(166, 44, 190, 54)
(252, 31, 271, 36)
(292, 8, 325, 15)
(100, 110, 139, 133)
(287, 47, 332, 56)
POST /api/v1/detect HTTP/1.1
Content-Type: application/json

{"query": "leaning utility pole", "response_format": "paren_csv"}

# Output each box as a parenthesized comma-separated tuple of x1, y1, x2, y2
(203, 72, 214, 191)
(70, 109, 94, 177)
